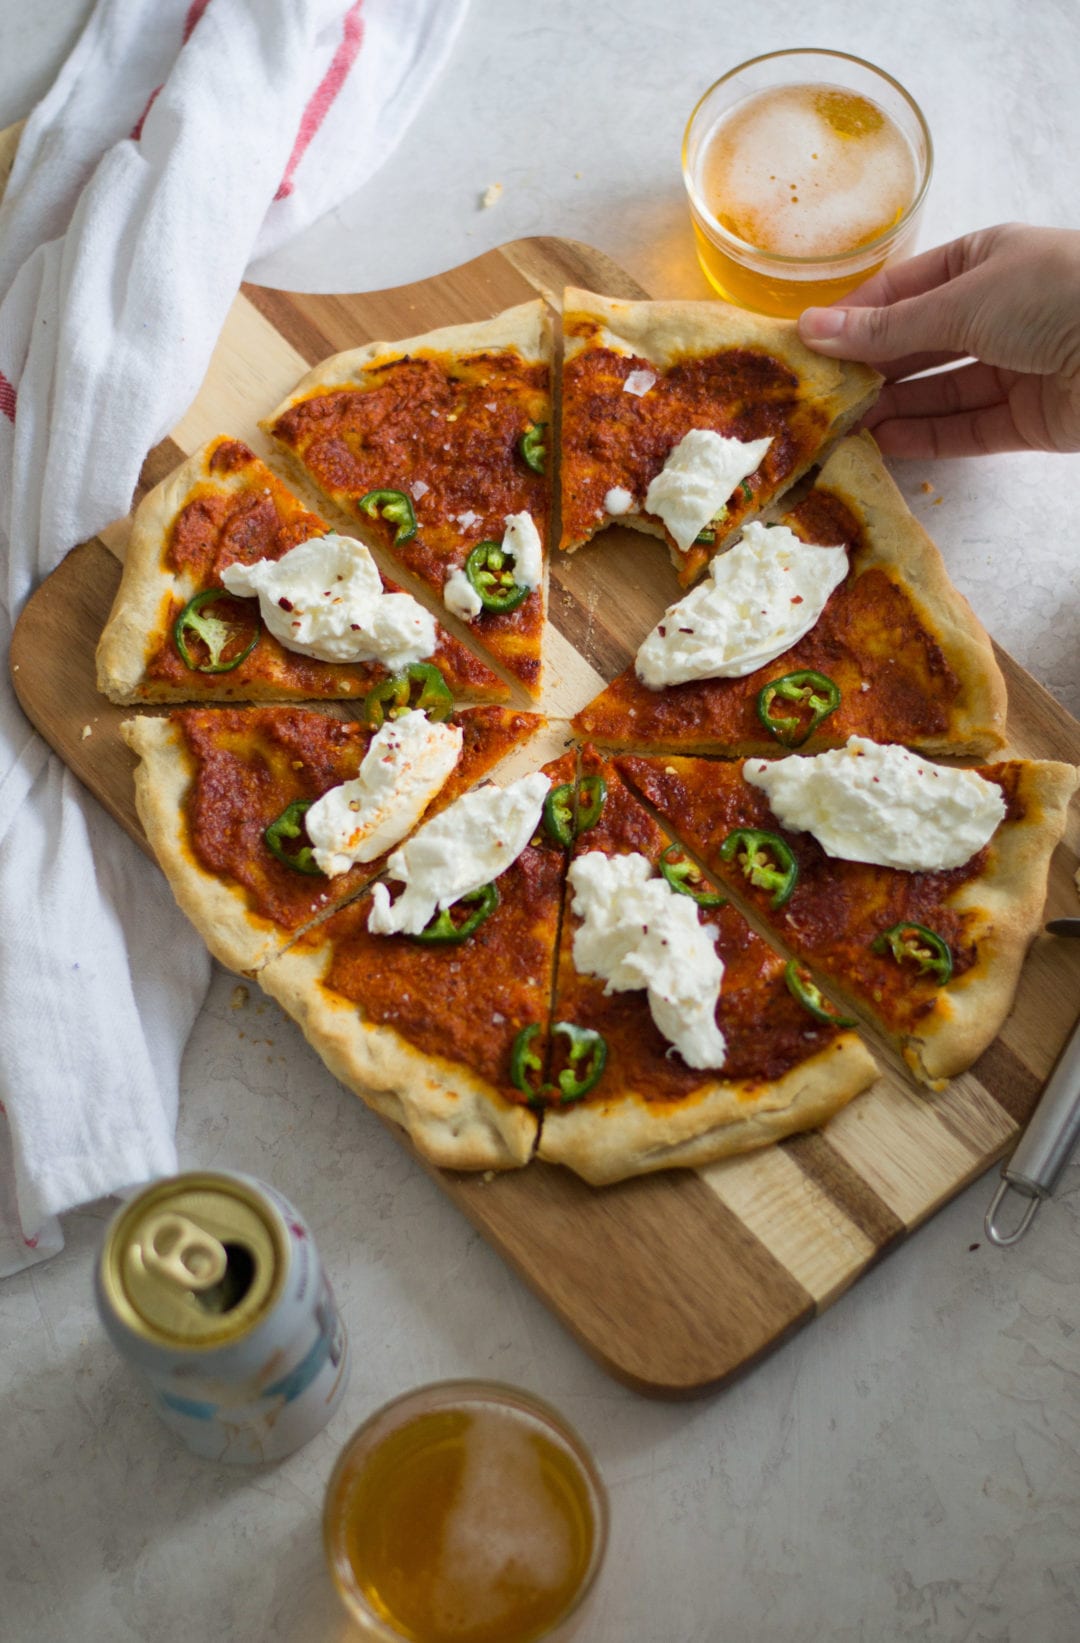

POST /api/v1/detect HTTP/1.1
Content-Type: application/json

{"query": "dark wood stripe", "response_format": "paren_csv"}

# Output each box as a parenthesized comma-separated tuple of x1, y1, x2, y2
(546, 571, 633, 683)
(969, 1037, 1042, 1125)
(443, 1153, 815, 1397)
(241, 282, 338, 369)
(782, 1130, 905, 1251)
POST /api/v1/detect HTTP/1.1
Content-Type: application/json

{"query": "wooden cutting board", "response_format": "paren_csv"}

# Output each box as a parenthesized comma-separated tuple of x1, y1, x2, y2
(12, 237, 1080, 1397)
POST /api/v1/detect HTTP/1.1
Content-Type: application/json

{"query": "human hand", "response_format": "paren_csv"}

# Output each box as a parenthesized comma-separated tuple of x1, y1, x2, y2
(797, 223, 1080, 457)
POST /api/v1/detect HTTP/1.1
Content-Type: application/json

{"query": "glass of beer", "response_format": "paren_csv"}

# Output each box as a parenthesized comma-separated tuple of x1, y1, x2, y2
(323, 1380, 609, 1642)
(683, 49, 933, 317)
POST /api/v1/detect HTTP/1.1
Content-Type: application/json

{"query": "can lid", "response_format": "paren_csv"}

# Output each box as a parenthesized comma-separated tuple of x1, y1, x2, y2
(99, 1175, 287, 1347)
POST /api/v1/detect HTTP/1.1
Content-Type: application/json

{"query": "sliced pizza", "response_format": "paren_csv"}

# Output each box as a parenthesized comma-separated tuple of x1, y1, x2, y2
(262, 302, 552, 697)
(558, 286, 881, 585)
(122, 702, 542, 975)
(97, 436, 505, 706)
(524, 749, 877, 1185)
(573, 433, 1008, 758)
(257, 752, 578, 1172)
(618, 742, 1079, 1087)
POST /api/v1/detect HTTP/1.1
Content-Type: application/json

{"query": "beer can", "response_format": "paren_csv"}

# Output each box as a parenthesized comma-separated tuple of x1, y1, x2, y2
(94, 1170, 350, 1464)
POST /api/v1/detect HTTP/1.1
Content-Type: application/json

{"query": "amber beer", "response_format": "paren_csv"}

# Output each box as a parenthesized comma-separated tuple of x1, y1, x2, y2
(323, 1381, 608, 1642)
(683, 50, 932, 318)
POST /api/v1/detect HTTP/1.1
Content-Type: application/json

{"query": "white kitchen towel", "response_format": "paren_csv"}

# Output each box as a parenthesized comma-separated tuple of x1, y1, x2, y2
(0, 0, 468, 1276)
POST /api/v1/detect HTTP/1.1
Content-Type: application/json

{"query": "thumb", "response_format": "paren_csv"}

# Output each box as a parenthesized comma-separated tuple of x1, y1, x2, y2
(797, 289, 972, 365)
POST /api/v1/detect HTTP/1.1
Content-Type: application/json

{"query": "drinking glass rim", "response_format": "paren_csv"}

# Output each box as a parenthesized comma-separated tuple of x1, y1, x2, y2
(322, 1377, 610, 1642)
(682, 47, 934, 271)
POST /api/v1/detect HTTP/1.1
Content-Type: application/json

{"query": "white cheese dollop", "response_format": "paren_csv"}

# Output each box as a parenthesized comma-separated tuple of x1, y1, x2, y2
(443, 566, 483, 622)
(502, 511, 543, 590)
(368, 772, 551, 937)
(304, 711, 462, 877)
(221, 534, 436, 669)
(623, 369, 657, 397)
(644, 428, 773, 553)
(744, 736, 1008, 871)
(568, 851, 727, 1070)
(635, 521, 847, 689)
(604, 486, 634, 516)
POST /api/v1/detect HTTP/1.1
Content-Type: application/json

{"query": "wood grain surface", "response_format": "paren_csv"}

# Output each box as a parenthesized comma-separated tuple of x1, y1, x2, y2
(11, 237, 1080, 1396)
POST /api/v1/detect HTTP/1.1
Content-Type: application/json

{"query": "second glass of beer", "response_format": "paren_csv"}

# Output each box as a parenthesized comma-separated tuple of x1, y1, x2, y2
(683, 49, 933, 317)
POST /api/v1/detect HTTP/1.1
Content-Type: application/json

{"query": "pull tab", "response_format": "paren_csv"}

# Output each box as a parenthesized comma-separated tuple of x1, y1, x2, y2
(140, 1212, 229, 1292)
(984, 1178, 1043, 1248)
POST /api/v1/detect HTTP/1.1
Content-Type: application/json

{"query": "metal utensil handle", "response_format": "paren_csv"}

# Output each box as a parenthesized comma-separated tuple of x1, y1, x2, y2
(985, 1011, 1080, 1246)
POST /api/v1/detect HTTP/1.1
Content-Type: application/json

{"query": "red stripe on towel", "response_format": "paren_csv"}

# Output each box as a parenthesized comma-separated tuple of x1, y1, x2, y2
(0, 372, 16, 422)
(275, 1, 366, 201)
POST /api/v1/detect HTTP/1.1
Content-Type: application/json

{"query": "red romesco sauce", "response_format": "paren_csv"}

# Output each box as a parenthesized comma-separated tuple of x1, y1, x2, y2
(549, 755, 842, 1105)
(269, 352, 549, 679)
(558, 334, 825, 562)
(178, 705, 538, 932)
(616, 754, 1027, 1035)
(573, 487, 961, 752)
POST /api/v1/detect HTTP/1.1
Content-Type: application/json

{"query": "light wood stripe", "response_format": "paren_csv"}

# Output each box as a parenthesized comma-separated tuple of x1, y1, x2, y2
(700, 1145, 875, 1306)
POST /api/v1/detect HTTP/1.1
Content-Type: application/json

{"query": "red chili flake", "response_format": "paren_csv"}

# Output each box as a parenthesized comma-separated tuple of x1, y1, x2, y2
(679, 627, 694, 634)
(278, 596, 294, 611)
(791, 594, 804, 604)
(658, 625, 666, 637)
(350, 623, 362, 631)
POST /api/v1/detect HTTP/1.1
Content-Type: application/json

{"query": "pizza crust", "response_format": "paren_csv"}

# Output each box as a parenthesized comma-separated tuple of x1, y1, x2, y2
(259, 937, 540, 1171)
(560, 286, 882, 565)
(901, 758, 1079, 1084)
(812, 433, 1008, 755)
(121, 714, 311, 976)
(97, 440, 256, 703)
(262, 300, 550, 429)
(537, 1033, 878, 1185)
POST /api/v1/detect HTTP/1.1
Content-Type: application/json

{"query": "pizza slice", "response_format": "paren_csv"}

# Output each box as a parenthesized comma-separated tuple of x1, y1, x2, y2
(573, 433, 1008, 758)
(618, 742, 1078, 1087)
(262, 302, 552, 698)
(523, 748, 877, 1185)
(122, 702, 542, 976)
(97, 436, 505, 706)
(257, 752, 578, 1172)
(559, 286, 881, 585)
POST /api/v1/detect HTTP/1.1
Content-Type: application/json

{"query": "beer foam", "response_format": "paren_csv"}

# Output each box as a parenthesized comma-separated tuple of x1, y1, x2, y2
(701, 84, 917, 259)
(426, 1408, 579, 1633)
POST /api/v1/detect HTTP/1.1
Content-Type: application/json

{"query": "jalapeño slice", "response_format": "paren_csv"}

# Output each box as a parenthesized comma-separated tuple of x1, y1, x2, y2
(361, 662, 454, 728)
(550, 1022, 607, 1102)
(509, 1023, 545, 1100)
(757, 670, 841, 749)
(784, 960, 856, 1028)
(264, 799, 323, 876)
(464, 541, 529, 613)
(174, 588, 259, 674)
(412, 882, 499, 945)
(543, 774, 607, 846)
(519, 421, 547, 474)
(357, 488, 417, 546)
(872, 921, 954, 985)
(658, 844, 724, 907)
(719, 828, 798, 908)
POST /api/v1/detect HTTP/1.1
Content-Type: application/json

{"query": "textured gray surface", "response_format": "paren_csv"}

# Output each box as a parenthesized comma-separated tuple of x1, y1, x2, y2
(2, 3, 1080, 1639)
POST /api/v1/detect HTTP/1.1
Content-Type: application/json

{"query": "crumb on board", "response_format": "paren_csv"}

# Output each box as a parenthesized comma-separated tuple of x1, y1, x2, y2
(80, 724, 92, 739)
(480, 182, 503, 209)
(921, 480, 934, 494)
(482, 1170, 495, 1183)
(231, 984, 249, 1010)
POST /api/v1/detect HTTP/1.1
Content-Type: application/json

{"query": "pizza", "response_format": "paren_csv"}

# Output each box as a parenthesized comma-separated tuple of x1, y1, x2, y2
(257, 751, 577, 1172)
(559, 287, 881, 585)
(616, 746, 1078, 1087)
(262, 302, 551, 697)
(121, 702, 542, 975)
(531, 750, 877, 1185)
(572, 434, 1008, 758)
(101, 285, 1078, 1188)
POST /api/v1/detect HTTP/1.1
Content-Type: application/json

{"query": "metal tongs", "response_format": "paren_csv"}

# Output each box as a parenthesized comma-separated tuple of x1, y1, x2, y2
(984, 917, 1080, 1245)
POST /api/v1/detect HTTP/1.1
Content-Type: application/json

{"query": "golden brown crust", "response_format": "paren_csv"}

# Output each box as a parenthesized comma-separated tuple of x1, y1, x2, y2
(258, 937, 540, 1171)
(536, 1034, 877, 1185)
(559, 286, 881, 575)
(905, 758, 1079, 1082)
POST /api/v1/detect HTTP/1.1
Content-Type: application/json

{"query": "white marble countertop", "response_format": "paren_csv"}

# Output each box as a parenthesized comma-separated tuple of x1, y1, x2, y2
(3, 2, 1080, 1640)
